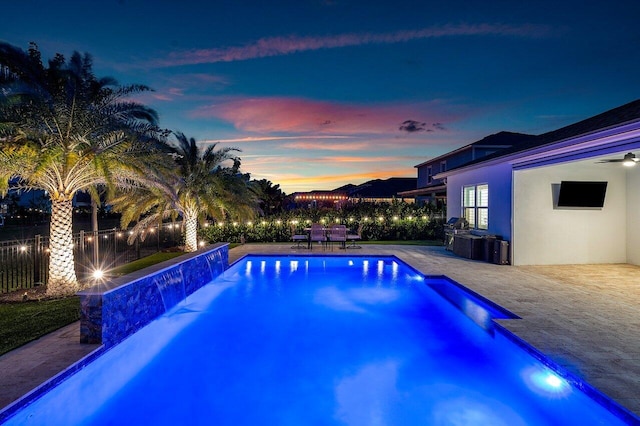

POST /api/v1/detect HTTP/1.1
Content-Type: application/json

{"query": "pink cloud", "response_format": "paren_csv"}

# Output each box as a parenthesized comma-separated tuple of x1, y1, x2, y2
(280, 141, 373, 151)
(192, 96, 461, 135)
(200, 135, 355, 144)
(150, 23, 555, 67)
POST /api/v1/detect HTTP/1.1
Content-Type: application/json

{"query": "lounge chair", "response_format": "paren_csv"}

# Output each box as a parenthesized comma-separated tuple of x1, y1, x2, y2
(328, 224, 347, 250)
(309, 223, 327, 250)
(291, 224, 309, 249)
(347, 224, 363, 249)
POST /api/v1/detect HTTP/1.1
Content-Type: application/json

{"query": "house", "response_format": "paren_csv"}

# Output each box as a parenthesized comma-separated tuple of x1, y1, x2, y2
(292, 190, 349, 209)
(292, 177, 417, 208)
(398, 132, 537, 205)
(436, 99, 640, 266)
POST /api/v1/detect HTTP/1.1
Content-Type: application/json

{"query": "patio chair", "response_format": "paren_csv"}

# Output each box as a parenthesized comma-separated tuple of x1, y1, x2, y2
(290, 224, 309, 249)
(346, 224, 363, 249)
(328, 224, 347, 250)
(309, 223, 327, 250)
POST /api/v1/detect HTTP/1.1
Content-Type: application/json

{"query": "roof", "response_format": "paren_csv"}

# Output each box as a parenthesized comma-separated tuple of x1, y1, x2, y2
(414, 131, 537, 168)
(397, 183, 447, 197)
(443, 99, 640, 173)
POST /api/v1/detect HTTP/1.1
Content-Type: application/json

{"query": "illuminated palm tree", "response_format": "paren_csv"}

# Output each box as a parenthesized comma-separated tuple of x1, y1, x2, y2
(0, 42, 163, 297)
(112, 132, 258, 252)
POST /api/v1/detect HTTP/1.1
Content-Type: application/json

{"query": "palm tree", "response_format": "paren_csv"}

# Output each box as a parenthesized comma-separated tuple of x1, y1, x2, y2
(0, 42, 164, 297)
(253, 179, 286, 216)
(111, 132, 258, 252)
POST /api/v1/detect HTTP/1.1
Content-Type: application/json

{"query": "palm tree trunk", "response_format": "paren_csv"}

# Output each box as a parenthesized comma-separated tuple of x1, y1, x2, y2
(184, 212, 198, 252)
(47, 197, 80, 297)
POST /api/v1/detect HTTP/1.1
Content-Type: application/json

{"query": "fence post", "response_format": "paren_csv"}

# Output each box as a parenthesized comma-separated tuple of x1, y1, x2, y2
(93, 230, 99, 267)
(79, 230, 85, 280)
(33, 235, 41, 285)
(113, 228, 117, 266)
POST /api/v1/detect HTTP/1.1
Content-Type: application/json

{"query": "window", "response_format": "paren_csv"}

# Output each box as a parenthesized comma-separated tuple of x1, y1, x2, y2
(427, 166, 432, 183)
(440, 161, 447, 173)
(462, 184, 488, 230)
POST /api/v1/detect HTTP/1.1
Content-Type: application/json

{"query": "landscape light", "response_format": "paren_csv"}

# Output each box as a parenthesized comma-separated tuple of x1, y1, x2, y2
(92, 269, 104, 280)
(20, 245, 27, 252)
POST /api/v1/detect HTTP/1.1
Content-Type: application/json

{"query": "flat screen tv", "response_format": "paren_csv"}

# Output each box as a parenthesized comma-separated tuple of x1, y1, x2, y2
(557, 181, 607, 208)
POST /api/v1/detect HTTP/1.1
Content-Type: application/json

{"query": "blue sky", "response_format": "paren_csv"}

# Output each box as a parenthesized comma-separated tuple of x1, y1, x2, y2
(2, 0, 640, 192)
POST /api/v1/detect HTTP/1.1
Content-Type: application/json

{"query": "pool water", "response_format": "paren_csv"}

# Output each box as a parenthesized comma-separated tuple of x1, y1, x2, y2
(3, 256, 635, 425)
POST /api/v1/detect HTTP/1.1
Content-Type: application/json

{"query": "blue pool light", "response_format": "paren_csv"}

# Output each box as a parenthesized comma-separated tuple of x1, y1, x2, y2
(524, 367, 571, 397)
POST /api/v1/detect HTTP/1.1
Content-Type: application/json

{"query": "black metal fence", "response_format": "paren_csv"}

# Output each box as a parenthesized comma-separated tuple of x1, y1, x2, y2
(0, 222, 184, 294)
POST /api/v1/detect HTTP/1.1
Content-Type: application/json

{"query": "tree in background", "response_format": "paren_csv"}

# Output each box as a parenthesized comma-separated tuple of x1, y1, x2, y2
(111, 132, 258, 252)
(253, 179, 286, 216)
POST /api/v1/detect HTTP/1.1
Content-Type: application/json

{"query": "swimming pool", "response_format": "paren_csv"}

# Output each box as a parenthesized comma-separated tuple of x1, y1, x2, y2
(2, 255, 637, 425)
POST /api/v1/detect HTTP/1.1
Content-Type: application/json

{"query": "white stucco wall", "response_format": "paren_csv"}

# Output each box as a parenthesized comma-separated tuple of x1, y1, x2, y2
(627, 169, 640, 265)
(512, 162, 627, 265)
(446, 162, 513, 240)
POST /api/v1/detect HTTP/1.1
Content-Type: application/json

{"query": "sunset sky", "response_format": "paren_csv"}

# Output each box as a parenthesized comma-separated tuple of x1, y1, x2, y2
(3, 0, 640, 193)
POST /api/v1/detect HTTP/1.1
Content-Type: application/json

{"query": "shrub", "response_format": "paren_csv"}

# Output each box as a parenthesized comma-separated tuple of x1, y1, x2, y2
(199, 201, 445, 243)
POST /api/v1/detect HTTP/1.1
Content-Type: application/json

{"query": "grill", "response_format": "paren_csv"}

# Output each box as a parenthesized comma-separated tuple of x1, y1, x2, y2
(444, 217, 469, 251)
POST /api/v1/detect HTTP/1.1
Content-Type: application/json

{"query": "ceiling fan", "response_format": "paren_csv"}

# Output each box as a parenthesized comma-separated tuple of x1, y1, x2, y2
(597, 152, 639, 167)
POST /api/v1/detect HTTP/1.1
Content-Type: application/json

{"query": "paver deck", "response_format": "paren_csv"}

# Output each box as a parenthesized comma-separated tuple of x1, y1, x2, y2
(1, 243, 639, 418)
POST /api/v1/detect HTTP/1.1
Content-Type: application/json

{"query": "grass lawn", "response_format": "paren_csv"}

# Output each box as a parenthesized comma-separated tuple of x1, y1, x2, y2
(0, 251, 186, 356)
(0, 297, 80, 356)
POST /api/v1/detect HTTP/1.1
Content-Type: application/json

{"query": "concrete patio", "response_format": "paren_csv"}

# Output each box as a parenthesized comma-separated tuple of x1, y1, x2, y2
(1, 243, 639, 418)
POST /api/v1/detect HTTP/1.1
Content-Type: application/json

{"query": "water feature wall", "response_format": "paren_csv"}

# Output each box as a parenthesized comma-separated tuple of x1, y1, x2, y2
(78, 243, 229, 348)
